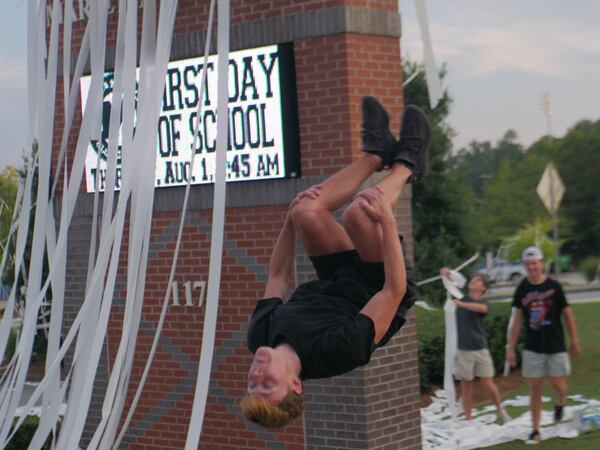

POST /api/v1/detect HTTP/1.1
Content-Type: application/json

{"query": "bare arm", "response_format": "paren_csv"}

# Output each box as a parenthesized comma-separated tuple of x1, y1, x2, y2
(453, 299, 488, 313)
(263, 185, 322, 299)
(563, 306, 581, 357)
(357, 188, 406, 343)
(378, 216, 406, 295)
(264, 214, 295, 299)
(506, 308, 523, 367)
(440, 267, 490, 314)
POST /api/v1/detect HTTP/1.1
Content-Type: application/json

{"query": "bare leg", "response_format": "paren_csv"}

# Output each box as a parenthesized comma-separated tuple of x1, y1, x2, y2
(480, 377, 502, 409)
(342, 164, 411, 261)
(291, 154, 380, 256)
(530, 378, 545, 431)
(460, 379, 474, 421)
(549, 376, 567, 406)
(312, 153, 381, 211)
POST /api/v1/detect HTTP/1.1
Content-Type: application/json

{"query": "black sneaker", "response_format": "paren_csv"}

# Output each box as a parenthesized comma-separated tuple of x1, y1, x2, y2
(394, 105, 431, 182)
(361, 96, 398, 170)
(525, 429, 541, 445)
(554, 404, 564, 423)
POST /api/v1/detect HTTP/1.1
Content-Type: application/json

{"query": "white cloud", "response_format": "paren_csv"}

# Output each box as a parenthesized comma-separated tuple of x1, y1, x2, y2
(400, 0, 600, 152)
(403, 18, 600, 78)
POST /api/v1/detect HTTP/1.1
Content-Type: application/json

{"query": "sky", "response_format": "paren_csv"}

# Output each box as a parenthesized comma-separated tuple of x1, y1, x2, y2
(400, 0, 600, 150)
(1, 1, 600, 170)
(0, 3, 27, 171)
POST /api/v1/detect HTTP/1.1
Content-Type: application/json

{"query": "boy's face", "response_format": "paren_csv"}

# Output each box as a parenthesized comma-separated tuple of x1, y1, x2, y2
(524, 259, 544, 279)
(247, 347, 292, 404)
(467, 276, 486, 298)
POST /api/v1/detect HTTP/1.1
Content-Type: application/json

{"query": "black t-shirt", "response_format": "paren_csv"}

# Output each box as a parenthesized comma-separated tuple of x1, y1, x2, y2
(512, 277, 569, 353)
(246, 279, 405, 380)
(456, 296, 489, 351)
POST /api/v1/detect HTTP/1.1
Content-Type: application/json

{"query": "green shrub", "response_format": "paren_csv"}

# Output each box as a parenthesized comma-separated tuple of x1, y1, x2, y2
(416, 283, 448, 308)
(484, 304, 524, 371)
(418, 332, 445, 392)
(416, 302, 523, 393)
(5, 415, 53, 450)
(580, 256, 600, 282)
(416, 308, 445, 392)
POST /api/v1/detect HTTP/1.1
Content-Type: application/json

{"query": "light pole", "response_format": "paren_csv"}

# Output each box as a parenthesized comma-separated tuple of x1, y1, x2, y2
(539, 91, 561, 275)
(542, 90, 553, 143)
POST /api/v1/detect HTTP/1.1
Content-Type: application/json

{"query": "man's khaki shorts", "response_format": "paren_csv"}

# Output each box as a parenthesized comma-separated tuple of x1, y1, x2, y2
(522, 350, 571, 378)
(454, 349, 495, 381)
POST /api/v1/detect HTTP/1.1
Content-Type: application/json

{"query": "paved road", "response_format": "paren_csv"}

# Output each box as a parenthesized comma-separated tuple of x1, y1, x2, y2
(484, 271, 600, 303)
(487, 286, 600, 303)
(565, 289, 600, 303)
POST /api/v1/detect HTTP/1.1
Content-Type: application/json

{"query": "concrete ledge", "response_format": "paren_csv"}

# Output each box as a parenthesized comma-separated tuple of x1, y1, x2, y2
(64, 170, 413, 217)
(62, 175, 325, 217)
(61, 6, 401, 75)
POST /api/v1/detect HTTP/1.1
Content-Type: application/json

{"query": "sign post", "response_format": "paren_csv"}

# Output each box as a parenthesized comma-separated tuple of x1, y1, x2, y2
(536, 163, 565, 275)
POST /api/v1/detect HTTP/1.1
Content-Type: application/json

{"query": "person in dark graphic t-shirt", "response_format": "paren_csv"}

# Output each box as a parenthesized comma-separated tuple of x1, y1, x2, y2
(506, 246, 581, 445)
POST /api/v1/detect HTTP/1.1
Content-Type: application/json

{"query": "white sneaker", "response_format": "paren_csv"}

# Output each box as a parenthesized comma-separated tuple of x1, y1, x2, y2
(499, 407, 512, 424)
(525, 429, 541, 445)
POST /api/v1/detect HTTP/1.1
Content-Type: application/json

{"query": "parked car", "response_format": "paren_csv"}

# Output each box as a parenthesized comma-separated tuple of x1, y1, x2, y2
(479, 259, 527, 285)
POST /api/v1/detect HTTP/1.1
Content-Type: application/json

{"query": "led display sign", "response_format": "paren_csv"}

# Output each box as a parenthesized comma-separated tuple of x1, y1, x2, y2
(80, 43, 300, 192)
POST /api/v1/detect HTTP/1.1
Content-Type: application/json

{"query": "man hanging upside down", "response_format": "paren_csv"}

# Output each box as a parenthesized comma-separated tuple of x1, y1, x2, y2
(241, 96, 431, 427)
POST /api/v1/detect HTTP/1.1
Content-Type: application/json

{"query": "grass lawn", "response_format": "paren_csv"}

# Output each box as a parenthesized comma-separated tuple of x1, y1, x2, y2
(418, 300, 600, 449)
(485, 301, 600, 449)
(494, 301, 600, 398)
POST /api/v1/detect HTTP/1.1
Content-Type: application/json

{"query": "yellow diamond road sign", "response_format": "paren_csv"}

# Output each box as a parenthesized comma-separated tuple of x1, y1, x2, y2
(537, 163, 565, 214)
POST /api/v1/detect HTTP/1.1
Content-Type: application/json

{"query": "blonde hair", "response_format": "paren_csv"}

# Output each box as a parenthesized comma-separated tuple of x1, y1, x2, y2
(240, 390, 305, 428)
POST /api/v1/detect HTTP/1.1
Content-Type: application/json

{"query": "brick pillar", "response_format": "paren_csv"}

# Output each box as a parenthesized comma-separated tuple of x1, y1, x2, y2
(300, 174, 420, 450)
(54, 1, 422, 449)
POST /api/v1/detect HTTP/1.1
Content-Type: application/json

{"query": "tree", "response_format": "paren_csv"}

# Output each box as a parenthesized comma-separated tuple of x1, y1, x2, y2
(2, 145, 38, 291)
(552, 120, 600, 260)
(504, 218, 555, 262)
(476, 119, 600, 260)
(0, 166, 19, 277)
(450, 130, 523, 198)
(478, 150, 549, 248)
(450, 140, 493, 197)
(403, 60, 480, 304)
(449, 114, 600, 264)
(2, 144, 49, 364)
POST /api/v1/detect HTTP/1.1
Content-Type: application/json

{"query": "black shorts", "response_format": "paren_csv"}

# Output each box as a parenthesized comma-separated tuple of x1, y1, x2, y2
(309, 250, 385, 297)
(308, 239, 417, 347)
